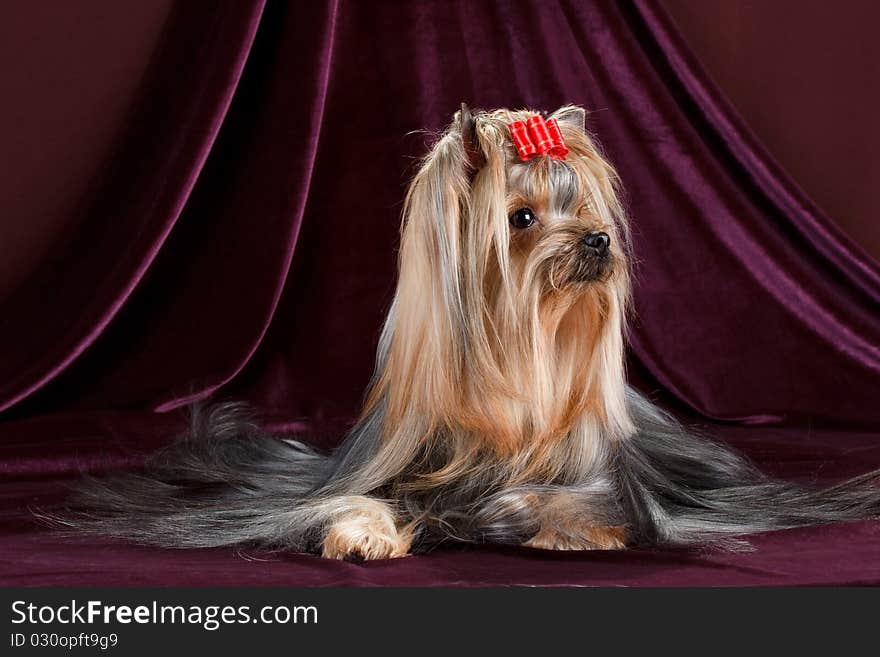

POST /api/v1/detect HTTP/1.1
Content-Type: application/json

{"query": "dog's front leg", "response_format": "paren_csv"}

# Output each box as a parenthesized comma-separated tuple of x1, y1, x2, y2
(320, 495, 414, 560)
(522, 493, 626, 551)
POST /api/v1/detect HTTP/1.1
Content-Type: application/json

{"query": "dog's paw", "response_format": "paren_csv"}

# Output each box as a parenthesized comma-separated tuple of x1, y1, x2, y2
(523, 524, 626, 551)
(321, 509, 412, 561)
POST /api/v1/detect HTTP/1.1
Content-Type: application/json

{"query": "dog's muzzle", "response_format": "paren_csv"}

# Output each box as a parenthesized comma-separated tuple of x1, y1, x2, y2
(574, 231, 613, 282)
(583, 231, 610, 257)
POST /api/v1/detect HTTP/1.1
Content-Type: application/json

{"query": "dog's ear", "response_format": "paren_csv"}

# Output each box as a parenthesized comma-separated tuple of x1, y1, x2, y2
(551, 105, 586, 133)
(455, 102, 485, 170)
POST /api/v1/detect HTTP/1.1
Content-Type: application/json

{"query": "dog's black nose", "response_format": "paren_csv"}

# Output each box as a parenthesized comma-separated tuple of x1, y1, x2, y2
(583, 231, 610, 255)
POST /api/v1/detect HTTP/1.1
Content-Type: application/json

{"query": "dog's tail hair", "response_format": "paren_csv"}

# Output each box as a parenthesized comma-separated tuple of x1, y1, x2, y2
(618, 390, 880, 548)
(42, 404, 338, 551)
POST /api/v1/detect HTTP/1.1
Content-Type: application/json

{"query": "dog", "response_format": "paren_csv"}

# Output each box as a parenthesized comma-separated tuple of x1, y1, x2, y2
(58, 104, 880, 560)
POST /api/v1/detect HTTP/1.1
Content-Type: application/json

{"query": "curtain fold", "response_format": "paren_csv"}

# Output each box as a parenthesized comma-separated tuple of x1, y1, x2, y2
(0, 0, 266, 413)
(631, 0, 880, 297)
(157, 0, 341, 411)
(617, 0, 880, 425)
(626, 0, 880, 381)
(0, 0, 877, 432)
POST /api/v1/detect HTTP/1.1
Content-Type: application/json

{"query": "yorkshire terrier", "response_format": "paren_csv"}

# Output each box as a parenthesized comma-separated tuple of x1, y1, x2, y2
(60, 104, 880, 560)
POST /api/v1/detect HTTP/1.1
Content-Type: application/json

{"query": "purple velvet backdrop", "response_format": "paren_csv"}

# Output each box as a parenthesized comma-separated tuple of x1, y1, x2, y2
(1, 0, 878, 586)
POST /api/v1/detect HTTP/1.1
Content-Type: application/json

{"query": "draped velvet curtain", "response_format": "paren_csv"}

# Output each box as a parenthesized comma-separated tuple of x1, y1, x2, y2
(1, 0, 878, 586)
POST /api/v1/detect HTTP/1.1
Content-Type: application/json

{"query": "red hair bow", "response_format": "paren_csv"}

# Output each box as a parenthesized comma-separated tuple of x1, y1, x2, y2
(508, 115, 568, 161)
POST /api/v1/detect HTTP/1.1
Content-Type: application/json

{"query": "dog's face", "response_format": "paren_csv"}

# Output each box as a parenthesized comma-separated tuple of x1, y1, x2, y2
(452, 105, 629, 316)
(506, 153, 618, 290)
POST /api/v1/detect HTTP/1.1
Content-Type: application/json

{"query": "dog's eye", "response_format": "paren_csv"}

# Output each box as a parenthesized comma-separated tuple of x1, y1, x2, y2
(509, 207, 536, 229)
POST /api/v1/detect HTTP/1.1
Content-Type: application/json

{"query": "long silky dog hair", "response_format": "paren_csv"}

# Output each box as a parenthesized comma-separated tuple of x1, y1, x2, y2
(56, 105, 880, 559)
